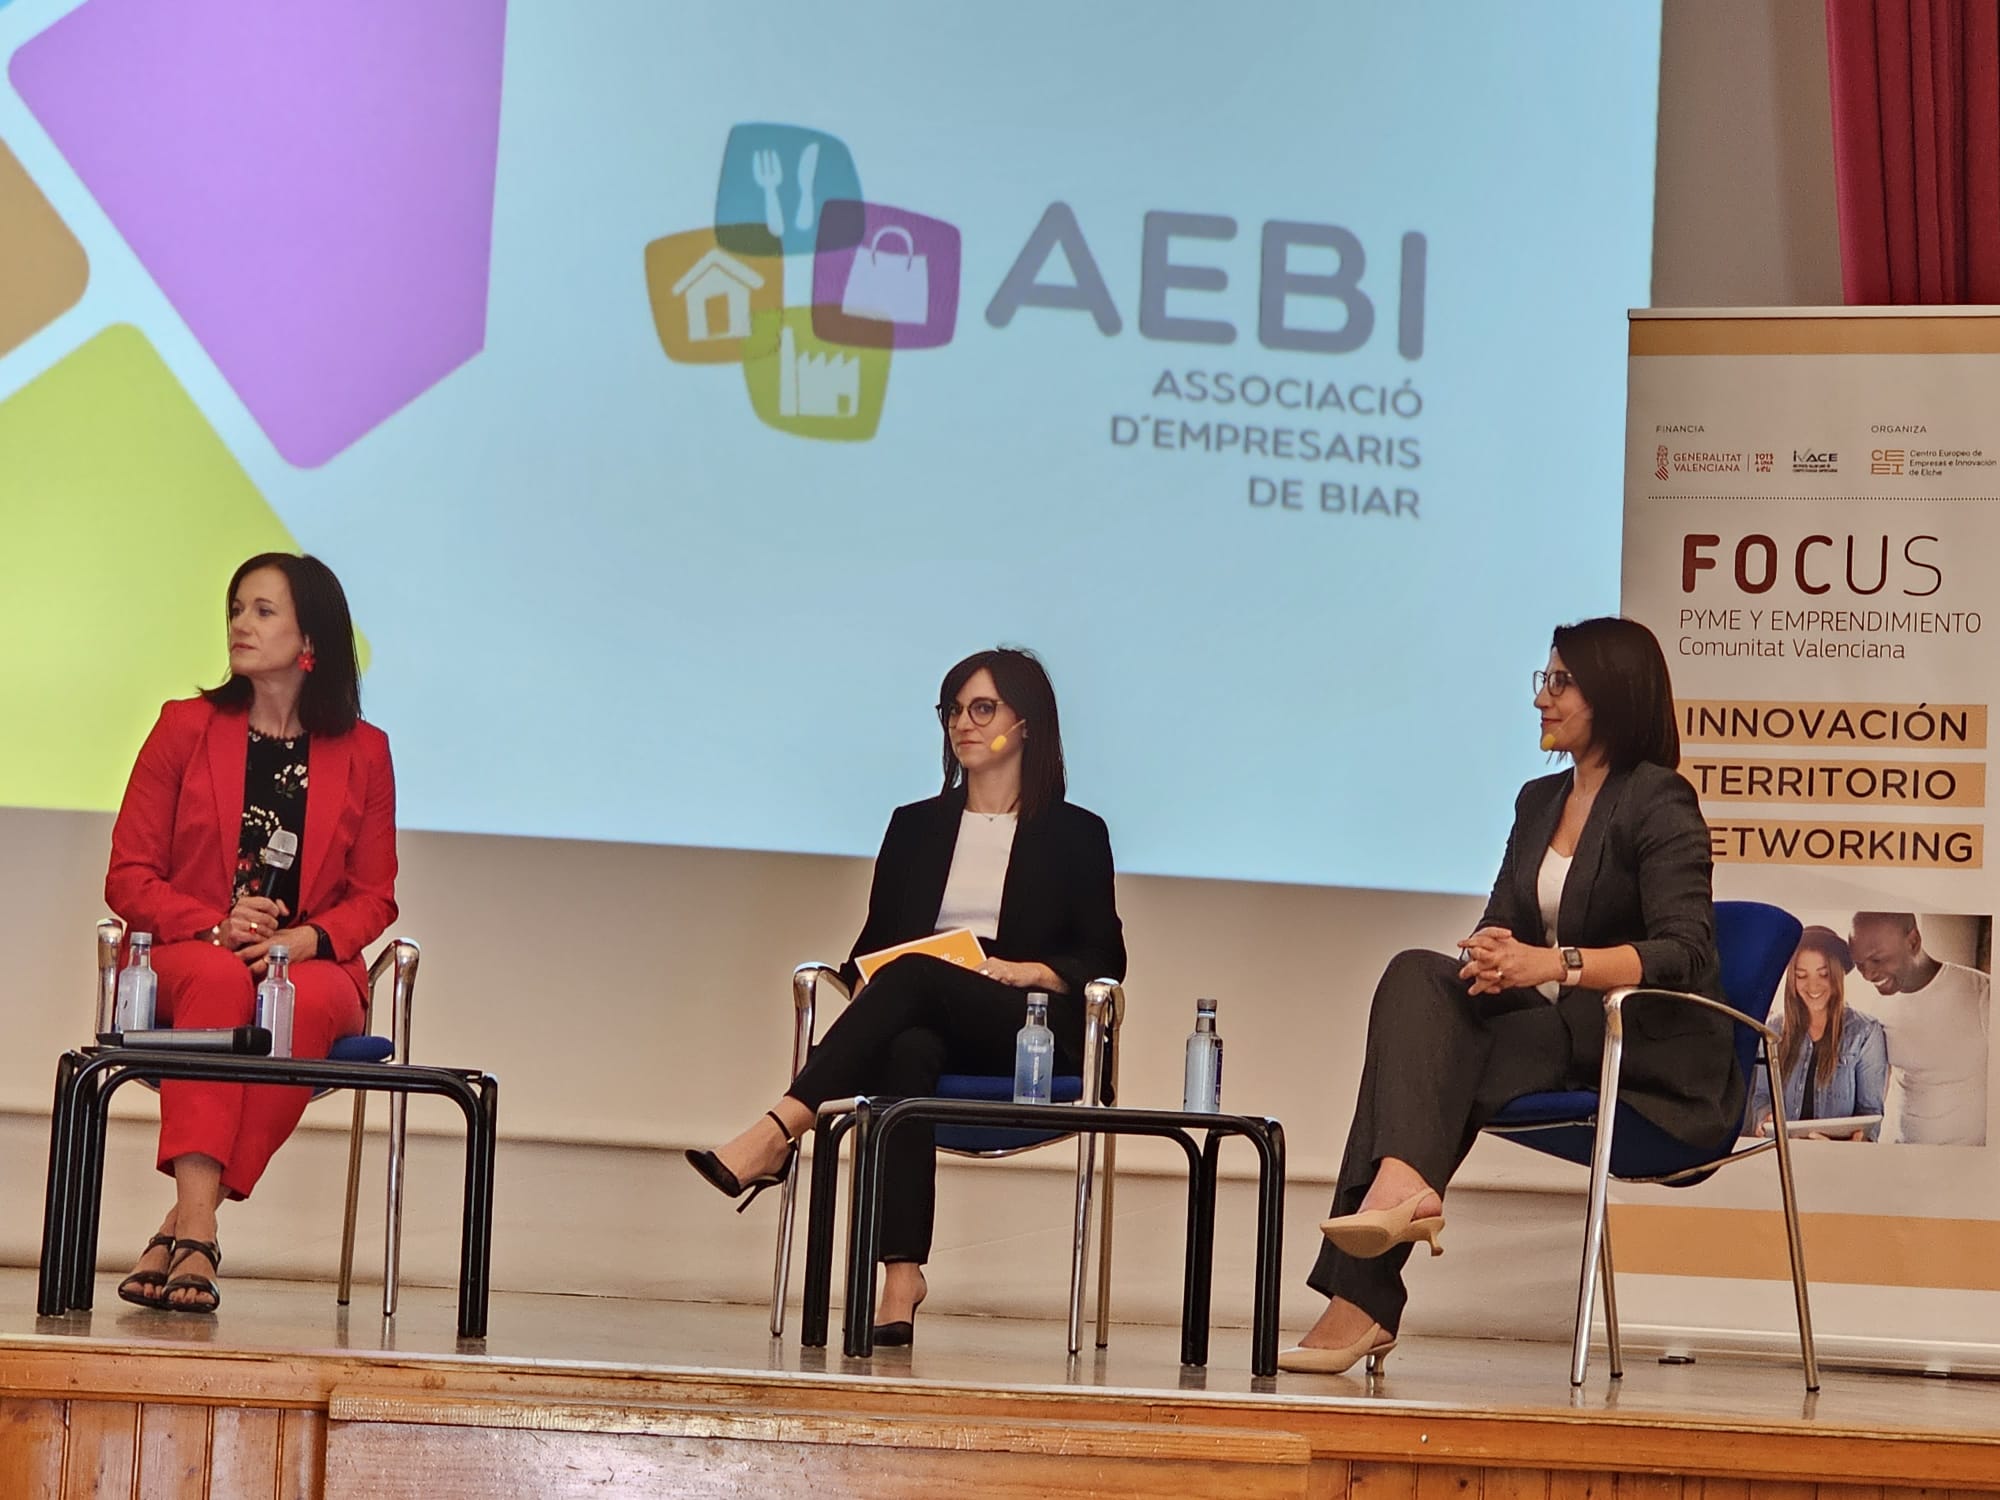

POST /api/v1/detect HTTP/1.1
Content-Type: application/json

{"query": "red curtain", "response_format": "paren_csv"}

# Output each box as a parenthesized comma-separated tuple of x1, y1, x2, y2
(1825, 0, 2000, 303)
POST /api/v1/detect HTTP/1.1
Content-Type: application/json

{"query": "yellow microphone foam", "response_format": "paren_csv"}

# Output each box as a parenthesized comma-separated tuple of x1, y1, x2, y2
(1540, 732, 1557, 752)
(988, 733, 1009, 752)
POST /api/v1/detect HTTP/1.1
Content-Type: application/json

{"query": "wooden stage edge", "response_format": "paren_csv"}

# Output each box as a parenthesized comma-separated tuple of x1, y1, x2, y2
(2, 1286, 1998, 1499)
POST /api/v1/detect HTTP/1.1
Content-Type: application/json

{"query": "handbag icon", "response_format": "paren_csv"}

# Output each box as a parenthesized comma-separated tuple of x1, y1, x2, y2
(841, 225, 929, 324)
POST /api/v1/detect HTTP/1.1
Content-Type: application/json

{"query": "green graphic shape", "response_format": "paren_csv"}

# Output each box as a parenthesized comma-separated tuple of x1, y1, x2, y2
(742, 306, 890, 441)
(0, 325, 307, 812)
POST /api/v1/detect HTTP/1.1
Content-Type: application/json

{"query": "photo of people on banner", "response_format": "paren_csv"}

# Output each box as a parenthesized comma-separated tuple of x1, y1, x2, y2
(1744, 911, 1991, 1147)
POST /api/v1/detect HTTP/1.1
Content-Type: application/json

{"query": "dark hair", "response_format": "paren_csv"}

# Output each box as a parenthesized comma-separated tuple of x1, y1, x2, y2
(938, 646, 1066, 821)
(201, 553, 362, 736)
(1779, 926, 1852, 1093)
(1550, 616, 1679, 771)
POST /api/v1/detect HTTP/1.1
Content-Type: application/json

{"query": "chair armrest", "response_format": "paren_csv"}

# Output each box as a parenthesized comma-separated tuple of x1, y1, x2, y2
(1602, 984, 1779, 1046)
(94, 917, 127, 1037)
(366, 938, 422, 1063)
(793, 962, 848, 1011)
(1083, 978, 1125, 1030)
(790, 963, 849, 1076)
(1601, 981, 1803, 1175)
(1081, 979, 1125, 1107)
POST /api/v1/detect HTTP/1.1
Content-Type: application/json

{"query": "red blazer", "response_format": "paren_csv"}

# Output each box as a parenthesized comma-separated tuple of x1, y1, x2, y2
(106, 697, 399, 996)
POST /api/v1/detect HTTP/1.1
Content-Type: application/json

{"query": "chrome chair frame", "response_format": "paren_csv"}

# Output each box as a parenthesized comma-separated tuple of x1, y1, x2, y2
(93, 916, 421, 1317)
(1484, 982, 1818, 1390)
(768, 963, 1126, 1354)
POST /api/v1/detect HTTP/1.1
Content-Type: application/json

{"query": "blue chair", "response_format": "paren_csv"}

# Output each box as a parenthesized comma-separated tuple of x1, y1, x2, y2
(93, 917, 422, 1316)
(768, 963, 1125, 1353)
(1482, 900, 1819, 1389)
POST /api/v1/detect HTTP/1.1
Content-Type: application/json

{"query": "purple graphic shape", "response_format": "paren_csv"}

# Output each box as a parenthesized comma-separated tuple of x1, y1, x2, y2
(812, 201, 960, 351)
(11, 0, 507, 468)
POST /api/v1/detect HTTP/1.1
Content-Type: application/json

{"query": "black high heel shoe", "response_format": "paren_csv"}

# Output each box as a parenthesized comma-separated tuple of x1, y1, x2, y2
(685, 1109, 799, 1213)
(871, 1269, 926, 1347)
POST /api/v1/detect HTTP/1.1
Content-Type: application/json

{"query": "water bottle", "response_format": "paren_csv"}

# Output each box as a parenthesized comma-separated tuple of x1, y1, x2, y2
(255, 943, 296, 1058)
(1013, 991, 1055, 1104)
(1182, 997, 1223, 1113)
(114, 932, 158, 1033)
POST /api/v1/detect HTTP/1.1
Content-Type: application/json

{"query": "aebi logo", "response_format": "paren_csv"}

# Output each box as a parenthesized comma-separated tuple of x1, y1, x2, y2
(646, 123, 1425, 442)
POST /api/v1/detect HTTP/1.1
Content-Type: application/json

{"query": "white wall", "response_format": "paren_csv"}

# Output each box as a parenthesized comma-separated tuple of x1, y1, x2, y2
(1653, 0, 1842, 308)
(0, 0, 1843, 1341)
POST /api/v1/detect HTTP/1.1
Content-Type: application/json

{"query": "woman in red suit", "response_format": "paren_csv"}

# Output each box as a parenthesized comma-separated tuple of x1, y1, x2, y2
(105, 553, 397, 1312)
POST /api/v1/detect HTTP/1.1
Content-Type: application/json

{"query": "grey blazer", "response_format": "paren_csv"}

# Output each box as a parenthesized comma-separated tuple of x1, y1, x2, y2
(1479, 761, 1744, 1148)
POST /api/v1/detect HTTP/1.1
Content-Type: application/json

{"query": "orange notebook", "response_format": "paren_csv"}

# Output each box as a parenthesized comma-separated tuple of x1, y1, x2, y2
(854, 927, 987, 982)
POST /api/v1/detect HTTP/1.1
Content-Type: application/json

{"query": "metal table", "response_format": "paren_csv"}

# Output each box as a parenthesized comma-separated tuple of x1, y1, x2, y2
(798, 1096, 1285, 1374)
(38, 1047, 500, 1339)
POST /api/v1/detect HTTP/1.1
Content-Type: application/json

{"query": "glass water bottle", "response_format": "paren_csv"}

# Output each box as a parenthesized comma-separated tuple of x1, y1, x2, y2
(255, 943, 297, 1058)
(1182, 997, 1223, 1113)
(114, 932, 158, 1033)
(1013, 992, 1056, 1104)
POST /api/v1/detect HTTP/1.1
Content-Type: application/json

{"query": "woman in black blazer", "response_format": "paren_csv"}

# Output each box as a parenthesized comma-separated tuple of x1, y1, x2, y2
(687, 647, 1125, 1344)
(1278, 617, 1739, 1375)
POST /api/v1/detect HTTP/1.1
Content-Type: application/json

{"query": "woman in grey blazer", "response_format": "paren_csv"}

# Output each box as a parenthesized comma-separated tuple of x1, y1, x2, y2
(1279, 617, 1739, 1374)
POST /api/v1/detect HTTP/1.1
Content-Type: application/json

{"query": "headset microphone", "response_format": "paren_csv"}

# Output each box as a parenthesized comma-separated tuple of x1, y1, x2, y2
(988, 718, 1028, 753)
(1540, 732, 1557, 752)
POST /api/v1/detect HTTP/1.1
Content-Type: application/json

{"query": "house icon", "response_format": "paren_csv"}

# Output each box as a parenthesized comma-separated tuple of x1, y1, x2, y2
(670, 248, 765, 342)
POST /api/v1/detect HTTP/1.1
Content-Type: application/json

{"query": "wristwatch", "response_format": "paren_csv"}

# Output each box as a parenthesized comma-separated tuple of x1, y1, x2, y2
(1560, 946, 1584, 986)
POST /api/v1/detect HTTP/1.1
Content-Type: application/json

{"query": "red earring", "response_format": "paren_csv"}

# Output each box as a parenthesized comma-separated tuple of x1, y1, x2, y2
(296, 647, 316, 674)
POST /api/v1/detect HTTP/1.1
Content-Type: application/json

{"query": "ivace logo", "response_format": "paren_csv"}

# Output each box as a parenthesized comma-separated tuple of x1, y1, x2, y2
(644, 123, 962, 442)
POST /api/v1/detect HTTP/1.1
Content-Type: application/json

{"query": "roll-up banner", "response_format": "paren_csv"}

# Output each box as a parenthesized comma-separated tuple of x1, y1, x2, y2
(1618, 310, 1998, 1371)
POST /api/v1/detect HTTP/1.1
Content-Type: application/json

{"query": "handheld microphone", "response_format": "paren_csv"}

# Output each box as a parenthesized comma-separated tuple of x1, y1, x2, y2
(988, 718, 1027, 753)
(257, 829, 299, 897)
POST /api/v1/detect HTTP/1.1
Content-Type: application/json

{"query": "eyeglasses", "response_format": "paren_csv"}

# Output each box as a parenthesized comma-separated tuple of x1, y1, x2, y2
(938, 697, 1007, 728)
(1532, 669, 1577, 697)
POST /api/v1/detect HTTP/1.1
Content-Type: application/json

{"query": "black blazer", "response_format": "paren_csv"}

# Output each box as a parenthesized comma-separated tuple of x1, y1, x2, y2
(842, 786, 1127, 999)
(1480, 761, 1743, 1147)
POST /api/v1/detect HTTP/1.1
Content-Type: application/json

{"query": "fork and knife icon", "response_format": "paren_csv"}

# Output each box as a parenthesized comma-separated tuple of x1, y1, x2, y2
(751, 142, 819, 239)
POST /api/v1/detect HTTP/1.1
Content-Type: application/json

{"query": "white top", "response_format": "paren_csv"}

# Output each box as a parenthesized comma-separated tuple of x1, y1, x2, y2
(1535, 847, 1573, 1002)
(1869, 961, 1991, 1145)
(934, 811, 1018, 941)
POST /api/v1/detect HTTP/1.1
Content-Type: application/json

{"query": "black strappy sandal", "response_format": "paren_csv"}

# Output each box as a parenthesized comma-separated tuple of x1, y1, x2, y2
(162, 1238, 223, 1314)
(116, 1233, 177, 1309)
(684, 1109, 800, 1212)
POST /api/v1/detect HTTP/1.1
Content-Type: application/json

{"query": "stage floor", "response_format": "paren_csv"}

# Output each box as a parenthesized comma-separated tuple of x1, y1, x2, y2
(3, 1266, 1997, 1439)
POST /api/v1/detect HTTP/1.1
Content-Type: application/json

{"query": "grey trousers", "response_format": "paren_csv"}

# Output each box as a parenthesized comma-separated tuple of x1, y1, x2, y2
(1306, 948, 1590, 1334)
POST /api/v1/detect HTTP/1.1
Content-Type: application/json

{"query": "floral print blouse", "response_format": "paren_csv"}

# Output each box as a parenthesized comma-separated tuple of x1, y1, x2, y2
(233, 729, 309, 915)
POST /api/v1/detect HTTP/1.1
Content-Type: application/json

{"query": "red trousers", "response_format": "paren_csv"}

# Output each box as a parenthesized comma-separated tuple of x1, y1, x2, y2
(152, 940, 364, 1200)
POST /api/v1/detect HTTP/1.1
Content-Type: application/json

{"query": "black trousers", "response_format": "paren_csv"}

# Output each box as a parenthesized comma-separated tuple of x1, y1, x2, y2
(1307, 949, 1589, 1334)
(787, 953, 1083, 1263)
